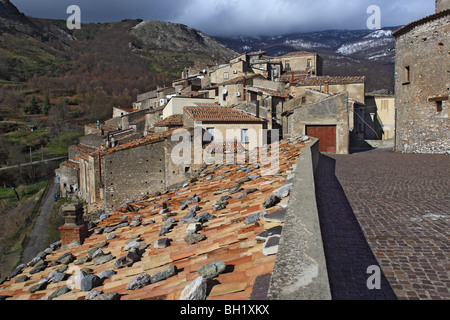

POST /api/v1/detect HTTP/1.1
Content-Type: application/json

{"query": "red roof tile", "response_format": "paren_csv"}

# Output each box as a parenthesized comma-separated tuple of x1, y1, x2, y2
(184, 106, 266, 123)
(0, 136, 311, 301)
(392, 9, 450, 38)
(295, 75, 366, 86)
(154, 115, 184, 127)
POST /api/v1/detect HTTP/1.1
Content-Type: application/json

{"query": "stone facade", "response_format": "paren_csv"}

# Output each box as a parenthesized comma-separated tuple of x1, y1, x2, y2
(393, 9, 449, 154)
(436, 0, 450, 12)
(284, 92, 350, 154)
(102, 133, 198, 212)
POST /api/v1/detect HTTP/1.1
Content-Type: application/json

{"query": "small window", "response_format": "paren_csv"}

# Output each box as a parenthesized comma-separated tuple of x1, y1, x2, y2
(436, 101, 443, 113)
(381, 100, 389, 111)
(285, 61, 290, 71)
(307, 59, 312, 67)
(241, 129, 249, 144)
(223, 72, 229, 80)
(403, 66, 410, 84)
(438, 43, 444, 50)
(185, 166, 191, 173)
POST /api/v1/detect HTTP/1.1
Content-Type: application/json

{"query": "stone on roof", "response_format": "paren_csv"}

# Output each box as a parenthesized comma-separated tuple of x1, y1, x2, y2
(0, 135, 312, 301)
(154, 114, 184, 127)
(184, 106, 266, 123)
(295, 75, 366, 86)
(392, 9, 450, 38)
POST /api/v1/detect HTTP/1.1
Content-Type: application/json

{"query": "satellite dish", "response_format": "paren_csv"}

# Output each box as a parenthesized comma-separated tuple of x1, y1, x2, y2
(222, 89, 228, 95)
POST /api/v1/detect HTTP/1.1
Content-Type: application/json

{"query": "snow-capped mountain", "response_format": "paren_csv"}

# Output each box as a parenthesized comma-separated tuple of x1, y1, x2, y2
(215, 26, 401, 92)
(216, 26, 400, 63)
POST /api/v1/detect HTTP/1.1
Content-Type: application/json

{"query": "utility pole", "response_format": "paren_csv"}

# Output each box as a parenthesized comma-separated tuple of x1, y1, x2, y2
(29, 147, 32, 163)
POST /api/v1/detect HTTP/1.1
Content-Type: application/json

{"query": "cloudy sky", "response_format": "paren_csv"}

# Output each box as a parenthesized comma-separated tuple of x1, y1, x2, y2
(13, 0, 435, 36)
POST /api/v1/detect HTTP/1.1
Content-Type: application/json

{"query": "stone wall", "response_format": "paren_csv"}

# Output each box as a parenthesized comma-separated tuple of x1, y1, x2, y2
(103, 141, 166, 212)
(268, 138, 331, 300)
(102, 135, 197, 213)
(59, 163, 79, 198)
(287, 92, 350, 154)
(394, 13, 450, 154)
(436, 0, 450, 12)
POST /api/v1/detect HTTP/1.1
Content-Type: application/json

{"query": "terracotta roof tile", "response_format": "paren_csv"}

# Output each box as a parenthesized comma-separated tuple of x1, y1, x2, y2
(184, 106, 266, 123)
(153, 114, 184, 127)
(392, 9, 450, 38)
(295, 75, 366, 86)
(0, 136, 311, 300)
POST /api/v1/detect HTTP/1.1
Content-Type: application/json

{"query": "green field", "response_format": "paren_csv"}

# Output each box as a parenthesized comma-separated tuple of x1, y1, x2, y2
(0, 180, 48, 202)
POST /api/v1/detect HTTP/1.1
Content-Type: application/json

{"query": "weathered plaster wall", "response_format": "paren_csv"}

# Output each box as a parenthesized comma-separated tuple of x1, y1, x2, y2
(394, 14, 450, 154)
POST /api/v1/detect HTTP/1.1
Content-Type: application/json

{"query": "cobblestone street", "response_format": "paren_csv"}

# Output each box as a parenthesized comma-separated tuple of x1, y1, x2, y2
(315, 149, 449, 300)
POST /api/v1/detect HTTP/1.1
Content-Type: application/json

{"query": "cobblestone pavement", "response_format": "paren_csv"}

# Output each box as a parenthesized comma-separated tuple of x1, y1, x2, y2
(315, 149, 449, 300)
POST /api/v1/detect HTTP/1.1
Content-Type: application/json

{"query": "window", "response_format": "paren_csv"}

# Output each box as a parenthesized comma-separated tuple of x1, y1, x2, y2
(403, 66, 410, 84)
(241, 129, 249, 144)
(223, 72, 229, 80)
(436, 101, 443, 113)
(205, 127, 215, 142)
(285, 61, 290, 71)
(381, 100, 389, 111)
(307, 59, 312, 67)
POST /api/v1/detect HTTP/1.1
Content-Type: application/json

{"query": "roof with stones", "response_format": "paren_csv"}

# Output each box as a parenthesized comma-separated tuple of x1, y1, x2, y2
(184, 106, 266, 123)
(295, 75, 366, 86)
(0, 136, 310, 300)
(153, 114, 184, 127)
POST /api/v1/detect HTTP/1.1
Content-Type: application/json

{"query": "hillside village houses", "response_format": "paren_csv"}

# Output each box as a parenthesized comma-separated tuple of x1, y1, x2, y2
(57, 49, 392, 211)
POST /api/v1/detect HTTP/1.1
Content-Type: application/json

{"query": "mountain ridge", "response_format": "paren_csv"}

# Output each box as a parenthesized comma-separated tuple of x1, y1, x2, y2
(216, 26, 400, 91)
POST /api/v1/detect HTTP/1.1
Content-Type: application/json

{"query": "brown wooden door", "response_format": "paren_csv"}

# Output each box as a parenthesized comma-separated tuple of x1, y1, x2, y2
(306, 125, 336, 153)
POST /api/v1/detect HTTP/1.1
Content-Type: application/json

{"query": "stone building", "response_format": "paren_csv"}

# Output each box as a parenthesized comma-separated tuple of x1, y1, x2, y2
(363, 90, 396, 140)
(290, 75, 366, 103)
(183, 105, 267, 150)
(282, 90, 358, 154)
(393, 2, 449, 154)
(102, 129, 199, 212)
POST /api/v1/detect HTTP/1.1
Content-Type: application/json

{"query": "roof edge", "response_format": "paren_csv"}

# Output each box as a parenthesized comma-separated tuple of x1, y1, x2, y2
(393, 9, 450, 38)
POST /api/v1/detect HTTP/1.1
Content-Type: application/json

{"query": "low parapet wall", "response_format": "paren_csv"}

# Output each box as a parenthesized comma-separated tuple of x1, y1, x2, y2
(268, 138, 331, 300)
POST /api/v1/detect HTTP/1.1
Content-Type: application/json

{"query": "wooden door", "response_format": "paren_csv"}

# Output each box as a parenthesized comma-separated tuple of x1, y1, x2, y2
(306, 125, 336, 153)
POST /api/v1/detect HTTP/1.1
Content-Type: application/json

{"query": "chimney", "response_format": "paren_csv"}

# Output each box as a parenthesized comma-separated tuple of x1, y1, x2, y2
(58, 203, 88, 246)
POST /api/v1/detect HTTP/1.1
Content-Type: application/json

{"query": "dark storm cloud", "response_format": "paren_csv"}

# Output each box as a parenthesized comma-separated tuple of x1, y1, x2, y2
(12, 0, 435, 36)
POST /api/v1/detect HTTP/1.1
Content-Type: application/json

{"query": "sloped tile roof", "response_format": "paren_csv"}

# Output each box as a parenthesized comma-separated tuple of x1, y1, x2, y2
(392, 9, 450, 38)
(281, 51, 316, 57)
(184, 106, 266, 123)
(0, 137, 310, 300)
(154, 115, 184, 127)
(295, 75, 366, 86)
(60, 161, 80, 169)
(245, 86, 290, 98)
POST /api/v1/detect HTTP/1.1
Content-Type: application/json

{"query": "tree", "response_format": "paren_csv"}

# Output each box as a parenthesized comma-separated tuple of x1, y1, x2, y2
(42, 93, 50, 115)
(24, 95, 40, 114)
